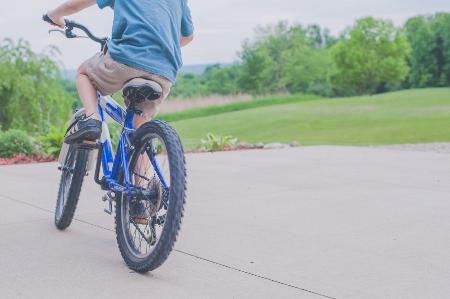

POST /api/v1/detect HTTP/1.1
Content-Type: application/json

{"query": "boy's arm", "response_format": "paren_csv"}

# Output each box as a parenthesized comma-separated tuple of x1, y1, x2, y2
(180, 0, 194, 47)
(180, 35, 194, 47)
(47, 0, 97, 28)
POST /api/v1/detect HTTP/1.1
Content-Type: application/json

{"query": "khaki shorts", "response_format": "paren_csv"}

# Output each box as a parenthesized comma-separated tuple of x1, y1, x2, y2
(81, 52, 172, 119)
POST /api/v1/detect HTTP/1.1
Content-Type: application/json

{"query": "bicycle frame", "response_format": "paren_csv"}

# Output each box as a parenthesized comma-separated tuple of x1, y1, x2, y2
(94, 92, 169, 196)
(45, 16, 169, 197)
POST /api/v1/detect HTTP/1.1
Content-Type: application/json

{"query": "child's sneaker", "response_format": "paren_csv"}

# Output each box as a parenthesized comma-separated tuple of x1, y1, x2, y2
(65, 113, 102, 144)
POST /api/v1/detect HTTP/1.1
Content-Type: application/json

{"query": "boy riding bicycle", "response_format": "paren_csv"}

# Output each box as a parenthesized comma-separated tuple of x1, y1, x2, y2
(46, 0, 193, 226)
(46, 0, 194, 143)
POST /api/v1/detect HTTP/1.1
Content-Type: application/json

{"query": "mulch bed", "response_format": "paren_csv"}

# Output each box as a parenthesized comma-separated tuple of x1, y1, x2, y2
(0, 147, 257, 165)
(0, 154, 55, 166)
(0, 143, 295, 165)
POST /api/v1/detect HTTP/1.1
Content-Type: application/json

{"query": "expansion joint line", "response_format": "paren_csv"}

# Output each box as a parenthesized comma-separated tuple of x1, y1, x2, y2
(0, 194, 338, 299)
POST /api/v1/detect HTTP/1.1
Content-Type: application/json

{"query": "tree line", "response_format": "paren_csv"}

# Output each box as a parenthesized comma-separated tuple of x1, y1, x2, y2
(172, 13, 450, 98)
(0, 13, 448, 135)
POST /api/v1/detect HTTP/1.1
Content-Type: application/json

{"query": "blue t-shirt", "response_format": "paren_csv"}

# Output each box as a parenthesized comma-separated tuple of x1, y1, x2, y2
(97, 0, 194, 83)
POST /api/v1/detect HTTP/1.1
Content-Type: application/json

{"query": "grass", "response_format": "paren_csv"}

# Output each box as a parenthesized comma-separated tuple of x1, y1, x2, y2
(158, 94, 320, 122)
(165, 88, 450, 149)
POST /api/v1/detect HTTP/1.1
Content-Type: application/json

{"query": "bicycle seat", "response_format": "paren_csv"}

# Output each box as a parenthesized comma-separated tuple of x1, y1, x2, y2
(123, 78, 163, 105)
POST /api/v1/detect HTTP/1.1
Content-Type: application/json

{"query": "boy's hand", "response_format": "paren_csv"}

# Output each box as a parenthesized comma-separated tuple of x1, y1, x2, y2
(45, 1, 96, 28)
(180, 35, 194, 47)
(46, 11, 66, 28)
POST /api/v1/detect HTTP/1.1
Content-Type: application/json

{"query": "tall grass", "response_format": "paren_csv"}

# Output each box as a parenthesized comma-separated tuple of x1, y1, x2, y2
(157, 94, 320, 122)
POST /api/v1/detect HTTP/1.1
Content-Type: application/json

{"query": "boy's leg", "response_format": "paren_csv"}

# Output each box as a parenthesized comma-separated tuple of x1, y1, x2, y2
(76, 52, 171, 129)
(132, 100, 162, 128)
(130, 74, 171, 128)
(131, 98, 166, 225)
(133, 115, 149, 129)
(64, 56, 106, 144)
(76, 64, 99, 116)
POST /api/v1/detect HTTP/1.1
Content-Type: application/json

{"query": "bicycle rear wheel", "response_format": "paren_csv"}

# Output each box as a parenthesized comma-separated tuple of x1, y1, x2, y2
(55, 145, 89, 230)
(115, 120, 186, 273)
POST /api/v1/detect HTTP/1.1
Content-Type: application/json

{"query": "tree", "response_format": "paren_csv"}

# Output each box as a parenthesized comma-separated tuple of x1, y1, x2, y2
(238, 41, 277, 94)
(0, 39, 73, 134)
(305, 24, 338, 48)
(238, 22, 292, 94)
(405, 13, 450, 87)
(203, 64, 240, 95)
(60, 79, 82, 109)
(238, 22, 335, 95)
(170, 73, 209, 98)
(434, 13, 450, 86)
(281, 26, 333, 95)
(405, 16, 438, 87)
(331, 17, 410, 94)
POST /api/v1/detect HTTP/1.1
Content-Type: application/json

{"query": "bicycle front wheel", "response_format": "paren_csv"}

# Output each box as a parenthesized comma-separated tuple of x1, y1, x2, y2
(115, 120, 187, 273)
(55, 145, 89, 230)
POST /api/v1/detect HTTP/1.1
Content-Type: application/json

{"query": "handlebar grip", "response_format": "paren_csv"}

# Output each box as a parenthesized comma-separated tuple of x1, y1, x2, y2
(43, 14, 65, 27)
(43, 16, 107, 49)
(65, 19, 84, 30)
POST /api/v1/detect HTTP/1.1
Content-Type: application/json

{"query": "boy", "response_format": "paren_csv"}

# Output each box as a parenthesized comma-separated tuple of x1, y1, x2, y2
(46, 0, 194, 143)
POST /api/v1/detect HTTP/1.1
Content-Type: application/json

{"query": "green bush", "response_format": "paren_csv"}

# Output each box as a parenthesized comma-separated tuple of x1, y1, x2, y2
(201, 133, 237, 152)
(39, 128, 65, 156)
(108, 122, 123, 150)
(0, 129, 36, 158)
(0, 39, 73, 134)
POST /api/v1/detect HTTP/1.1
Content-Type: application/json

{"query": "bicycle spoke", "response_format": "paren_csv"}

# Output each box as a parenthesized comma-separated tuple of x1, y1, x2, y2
(122, 135, 172, 259)
(133, 172, 150, 182)
(130, 218, 152, 246)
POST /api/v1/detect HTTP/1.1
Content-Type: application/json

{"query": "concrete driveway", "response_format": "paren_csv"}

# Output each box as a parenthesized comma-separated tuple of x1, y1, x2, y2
(0, 146, 449, 299)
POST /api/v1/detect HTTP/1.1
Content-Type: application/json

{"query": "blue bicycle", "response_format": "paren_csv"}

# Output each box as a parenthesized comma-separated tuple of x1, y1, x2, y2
(45, 17, 187, 273)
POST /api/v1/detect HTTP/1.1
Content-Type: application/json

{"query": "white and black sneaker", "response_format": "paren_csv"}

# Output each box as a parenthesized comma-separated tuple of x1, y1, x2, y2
(65, 113, 102, 144)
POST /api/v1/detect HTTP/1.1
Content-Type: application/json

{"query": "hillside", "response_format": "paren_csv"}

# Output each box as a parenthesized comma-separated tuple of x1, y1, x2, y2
(167, 88, 450, 149)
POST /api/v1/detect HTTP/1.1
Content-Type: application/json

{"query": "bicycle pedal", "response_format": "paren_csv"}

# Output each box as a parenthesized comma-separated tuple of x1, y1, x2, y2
(77, 140, 100, 150)
(102, 192, 114, 215)
(82, 140, 97, 145)
(104, 200, 113, 215)
(104, 206, 112, 215)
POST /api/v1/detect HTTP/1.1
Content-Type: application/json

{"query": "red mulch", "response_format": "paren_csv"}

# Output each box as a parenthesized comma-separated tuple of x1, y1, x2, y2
(0, 145, 269, 164)
(0, 154, 56, 166)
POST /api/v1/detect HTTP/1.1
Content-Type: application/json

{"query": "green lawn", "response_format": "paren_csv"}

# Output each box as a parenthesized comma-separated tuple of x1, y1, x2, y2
(158, 94, 320, 122)
(167, 88, 450, 149)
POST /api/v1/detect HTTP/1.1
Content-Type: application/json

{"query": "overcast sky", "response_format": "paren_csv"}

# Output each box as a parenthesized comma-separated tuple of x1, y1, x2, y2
(1, 0, 449, 69)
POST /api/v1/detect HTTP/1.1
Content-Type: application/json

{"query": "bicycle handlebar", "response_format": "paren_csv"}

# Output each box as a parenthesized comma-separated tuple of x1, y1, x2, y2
(43, 14, 108, 49)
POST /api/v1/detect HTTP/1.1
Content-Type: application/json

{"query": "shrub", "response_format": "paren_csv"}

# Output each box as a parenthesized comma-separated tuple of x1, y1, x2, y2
(0, 39, 73, 134)
(108, 122, 123, 150)
(201, 133, 237, 152)
(0, 129, 36, 158)
(39, 128, 65, 156)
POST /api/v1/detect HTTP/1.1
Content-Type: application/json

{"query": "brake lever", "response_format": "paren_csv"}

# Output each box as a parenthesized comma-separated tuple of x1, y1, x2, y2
(48, 29, 66, 36)
(48, 28, 76, 38)
(65, 29, 77, 38)
(48, 29, 88, 40)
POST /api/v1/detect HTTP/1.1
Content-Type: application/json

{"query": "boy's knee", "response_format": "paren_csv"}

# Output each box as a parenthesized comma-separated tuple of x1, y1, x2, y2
(77, 64, 86, 76)
(76, 66, 91, 85)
